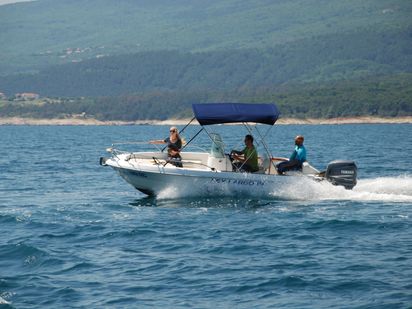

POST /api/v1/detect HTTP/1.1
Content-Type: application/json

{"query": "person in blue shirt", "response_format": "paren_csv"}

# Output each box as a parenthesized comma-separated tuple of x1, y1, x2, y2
(276, 135, 307, 174)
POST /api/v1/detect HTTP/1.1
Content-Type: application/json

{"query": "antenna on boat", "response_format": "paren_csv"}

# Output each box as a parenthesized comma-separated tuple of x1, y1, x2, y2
(180, 127, 204, 151)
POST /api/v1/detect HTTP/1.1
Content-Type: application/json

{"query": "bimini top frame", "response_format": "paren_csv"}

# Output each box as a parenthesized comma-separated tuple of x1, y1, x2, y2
(185, 103, 280, 171)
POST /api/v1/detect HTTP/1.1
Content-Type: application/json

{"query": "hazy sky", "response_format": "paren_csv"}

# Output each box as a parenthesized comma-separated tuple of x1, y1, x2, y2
(0, 0, 35, 5)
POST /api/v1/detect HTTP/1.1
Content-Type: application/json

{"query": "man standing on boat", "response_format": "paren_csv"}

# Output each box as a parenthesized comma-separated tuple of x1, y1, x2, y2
(276, 135, 307, 174)
(231, 134, 259, 173)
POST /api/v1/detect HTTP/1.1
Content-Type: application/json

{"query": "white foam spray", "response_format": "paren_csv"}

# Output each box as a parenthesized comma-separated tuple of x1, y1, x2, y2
(0, 296, 10, 305)
(274, 175, 412, 202)
(155, 174, 412, 203)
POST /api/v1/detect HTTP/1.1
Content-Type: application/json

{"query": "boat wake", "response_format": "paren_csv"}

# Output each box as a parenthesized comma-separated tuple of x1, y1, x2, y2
(274, 175, 412, 203)
(154, 175, 412, 203)
(0, 296, 11, 305)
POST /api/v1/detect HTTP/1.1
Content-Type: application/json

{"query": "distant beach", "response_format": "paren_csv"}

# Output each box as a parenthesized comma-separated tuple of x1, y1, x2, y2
(0, 116, 411, 126)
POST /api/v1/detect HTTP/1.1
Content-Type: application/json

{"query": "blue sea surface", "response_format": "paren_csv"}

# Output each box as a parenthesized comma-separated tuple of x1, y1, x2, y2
(0, 124, 411, 308)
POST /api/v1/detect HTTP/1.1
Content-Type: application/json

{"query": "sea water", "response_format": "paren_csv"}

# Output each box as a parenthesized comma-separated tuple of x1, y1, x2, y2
(0, 124, 411, 308)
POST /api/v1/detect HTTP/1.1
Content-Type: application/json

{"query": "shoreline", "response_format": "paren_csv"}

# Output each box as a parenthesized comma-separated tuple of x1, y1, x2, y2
(0, 116, 411, 126)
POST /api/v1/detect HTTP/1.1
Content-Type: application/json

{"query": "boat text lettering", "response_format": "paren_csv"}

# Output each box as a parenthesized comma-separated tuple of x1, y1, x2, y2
(211, 178, 265, 186)
(131, 171, 148, 178)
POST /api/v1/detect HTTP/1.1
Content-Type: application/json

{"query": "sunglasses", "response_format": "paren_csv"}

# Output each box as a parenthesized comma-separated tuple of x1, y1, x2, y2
(170, 130, 176, 133)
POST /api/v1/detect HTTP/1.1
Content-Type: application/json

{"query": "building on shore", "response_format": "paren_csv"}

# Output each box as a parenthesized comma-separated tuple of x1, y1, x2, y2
(15, 93, 40, 101)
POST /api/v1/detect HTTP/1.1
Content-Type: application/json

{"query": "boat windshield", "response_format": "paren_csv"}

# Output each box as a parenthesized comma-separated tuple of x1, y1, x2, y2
(209, 133, 225, 158)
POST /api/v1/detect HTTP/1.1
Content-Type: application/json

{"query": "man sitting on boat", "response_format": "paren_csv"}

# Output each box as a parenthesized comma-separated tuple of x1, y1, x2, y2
(276, 135, 307, 174)
(230, 134, 259, 173)
(150, 126, 183, 167)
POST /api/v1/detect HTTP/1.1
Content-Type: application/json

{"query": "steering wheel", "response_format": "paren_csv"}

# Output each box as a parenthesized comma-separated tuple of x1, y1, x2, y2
(229, 151, 237, 162)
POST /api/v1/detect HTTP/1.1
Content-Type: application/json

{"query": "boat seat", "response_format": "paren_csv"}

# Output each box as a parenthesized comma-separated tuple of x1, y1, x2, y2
(302, 162, 320, 175)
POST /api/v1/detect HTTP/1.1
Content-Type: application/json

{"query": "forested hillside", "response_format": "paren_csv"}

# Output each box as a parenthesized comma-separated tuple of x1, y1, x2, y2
(1, 0, 411, 120)
(2, 28, 412, 97)
(1, 74, 411, 120)
(1, 0, 411, 74)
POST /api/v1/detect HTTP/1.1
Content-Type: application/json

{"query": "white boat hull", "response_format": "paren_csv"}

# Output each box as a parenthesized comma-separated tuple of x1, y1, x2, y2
(104, 153, 319, 197)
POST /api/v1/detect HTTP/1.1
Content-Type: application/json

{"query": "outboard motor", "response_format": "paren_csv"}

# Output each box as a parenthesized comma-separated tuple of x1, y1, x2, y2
(325, 160, 357, 189)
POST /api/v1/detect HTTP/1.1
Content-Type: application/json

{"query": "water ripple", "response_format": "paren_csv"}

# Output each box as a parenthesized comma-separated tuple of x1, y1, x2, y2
(1, 125, 412, 308)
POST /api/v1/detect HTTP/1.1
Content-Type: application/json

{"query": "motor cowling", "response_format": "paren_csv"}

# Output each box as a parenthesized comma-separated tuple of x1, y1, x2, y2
(325, 160, 357, 189)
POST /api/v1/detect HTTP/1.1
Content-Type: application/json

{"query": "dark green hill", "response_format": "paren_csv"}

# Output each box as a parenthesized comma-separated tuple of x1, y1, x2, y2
(1, 0, 411, 120)
(1, 0, 411, 74)
(2, 27, 411, 97)
(1, 74, 411, 120)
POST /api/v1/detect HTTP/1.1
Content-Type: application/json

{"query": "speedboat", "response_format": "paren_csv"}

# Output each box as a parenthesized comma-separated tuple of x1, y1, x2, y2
(100, 103, 357, 197)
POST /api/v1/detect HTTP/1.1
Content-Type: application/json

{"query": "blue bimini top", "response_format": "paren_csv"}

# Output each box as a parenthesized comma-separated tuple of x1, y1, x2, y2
(192, 103, 280, 126)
